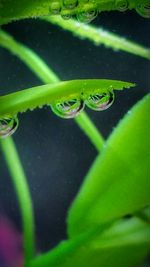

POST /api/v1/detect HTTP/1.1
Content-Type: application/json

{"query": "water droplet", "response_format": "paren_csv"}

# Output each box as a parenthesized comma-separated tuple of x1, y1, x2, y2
(136, 4, 150, 18)
(30, 107, 35, 111)
(49, 1, 61, 14)
(63, 0, 77, 9)
(39, 105, 43, 109)
(51, 99, 85, 119)
(116, 0, 128, 12)
(0, 116, 19, 138)
(61, 12, 72, 20)
(77, 9, 97, 23)
(85, 91, 115, 111)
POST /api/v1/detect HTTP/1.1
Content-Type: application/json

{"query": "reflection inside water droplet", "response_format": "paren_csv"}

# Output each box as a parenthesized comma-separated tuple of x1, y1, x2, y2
(61, 12, 72, 20)
(51, 99, 85, 118)
(77, 9, 97, 23)
(0, 116, 19, 138)
(50, 1, 61, 14)
(116, 0, 128, 12)
(85, 91, 115, 111)
(136, 4, 150, 18)
(63, 0, 77, 9)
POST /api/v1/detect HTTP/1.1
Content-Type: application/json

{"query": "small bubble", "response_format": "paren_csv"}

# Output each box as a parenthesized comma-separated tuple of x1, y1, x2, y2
(77, 9, 97, 23)
(49, 1, 61, 14)
(0, 116, 19, 138)
(85, 91, 115, 111)
(63, 0, 77, 9)
(136, 4, 150, 18)
(51, 99, 85, 119)
(116, 0, 128, 12)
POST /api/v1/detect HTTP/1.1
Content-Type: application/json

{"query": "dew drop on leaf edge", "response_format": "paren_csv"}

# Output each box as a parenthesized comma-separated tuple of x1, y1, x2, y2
(49, 1, 61, 14)
(61, 13, 72, 20)
(85, 91, 115, 111)
(116, 0, 128, 12)
(136, 4, 150, 18)
(51, 99, 85, 119)
(76, 9, 97, 23)
(0, 116, 19, 139)
(63, 0, 77, 9)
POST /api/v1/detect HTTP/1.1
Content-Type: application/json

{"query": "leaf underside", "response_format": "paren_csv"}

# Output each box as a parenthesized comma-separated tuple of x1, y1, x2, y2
(0, 79, 135, 118)
(0, 0, 145, 25)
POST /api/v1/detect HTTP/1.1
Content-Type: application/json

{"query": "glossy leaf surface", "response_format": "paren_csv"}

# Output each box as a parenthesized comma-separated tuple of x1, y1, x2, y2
(68, 94, 150, 237)
(29, 217, 150, 267)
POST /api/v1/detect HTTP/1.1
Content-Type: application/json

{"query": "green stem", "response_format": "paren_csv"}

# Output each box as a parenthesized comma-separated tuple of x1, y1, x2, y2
(0, 29, 106, 152)
(0, 30, 59, 84)
(0, 137, 35, 264)
(0, 29, 106, 263)
(75, 111, 104, 152)
(42, 16, 150, 61)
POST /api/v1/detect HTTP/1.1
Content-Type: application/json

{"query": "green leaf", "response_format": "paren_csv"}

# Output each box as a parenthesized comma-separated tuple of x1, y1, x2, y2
(0, 0, 142, 25)
(29, 217, 150, 267)
(43, 16, 150, 60)
(67, 93, 150, 237)
(0, 79, 134, 118)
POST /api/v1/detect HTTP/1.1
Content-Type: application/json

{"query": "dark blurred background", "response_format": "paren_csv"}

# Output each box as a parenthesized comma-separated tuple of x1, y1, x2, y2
(0, 9, 150, 255)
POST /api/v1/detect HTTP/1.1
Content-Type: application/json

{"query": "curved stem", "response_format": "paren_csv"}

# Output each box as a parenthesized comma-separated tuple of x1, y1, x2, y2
(0, 30, 106, 263)
(0, 30, 59, 84)
(75, 111, 104, 152)
(0, 29, 106, 263)
(0, 137, 35, 264)
(42, 16, 150, 61)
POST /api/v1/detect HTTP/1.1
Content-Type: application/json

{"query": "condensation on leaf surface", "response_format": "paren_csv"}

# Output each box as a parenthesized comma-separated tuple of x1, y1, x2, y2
(136, 3, 150, 18)
(76, 8, 98, 23)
